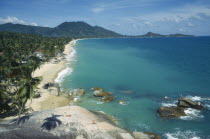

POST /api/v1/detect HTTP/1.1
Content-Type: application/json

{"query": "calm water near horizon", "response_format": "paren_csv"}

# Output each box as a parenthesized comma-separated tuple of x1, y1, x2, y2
(58, 37, 210, 139)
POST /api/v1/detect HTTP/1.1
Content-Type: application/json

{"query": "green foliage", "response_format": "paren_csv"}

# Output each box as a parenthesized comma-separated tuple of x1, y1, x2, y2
(0, 32, 71, 118)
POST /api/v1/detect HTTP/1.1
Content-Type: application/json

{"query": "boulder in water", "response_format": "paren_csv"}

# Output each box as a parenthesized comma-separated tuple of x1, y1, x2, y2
(118, 100, 127, 105)
(178, 97, 204, 110)
(69, 88, 85, 97)
(157, 106, 186, 118)
(94, 91, 112, 97)
(93, 89, 103, 97)
(99, 96, 115, 102)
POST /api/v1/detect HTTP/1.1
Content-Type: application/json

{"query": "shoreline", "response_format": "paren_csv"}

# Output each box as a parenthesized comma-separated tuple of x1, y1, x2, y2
(26, 39, 79, 112)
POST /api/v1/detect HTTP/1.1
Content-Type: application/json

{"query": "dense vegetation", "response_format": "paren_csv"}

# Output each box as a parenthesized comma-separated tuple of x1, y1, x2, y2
(0, 21, 123, 38)
(0, 32, 71, 119)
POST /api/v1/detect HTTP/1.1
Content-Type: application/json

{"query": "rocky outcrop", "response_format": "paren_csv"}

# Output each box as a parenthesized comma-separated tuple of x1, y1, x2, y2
(132, 132, 150, 139)
(157, 97, 205, 118)
(95, 92, 112, 97)
(93, 89, 103, 97)
(117, 133, 134, 139)
(69, 88, 85, 97)
(99, 96, 115, 102)
(118, 100, 127, 105)
(145, 132, 161, 139)
(157, 106, 186, 118)
(92, 87, 113, 97)
(0, 106, 136, 139)
(178, 97, 204, 110)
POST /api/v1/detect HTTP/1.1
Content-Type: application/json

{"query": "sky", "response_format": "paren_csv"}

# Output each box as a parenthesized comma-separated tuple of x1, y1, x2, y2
(0, 0, 210, 36)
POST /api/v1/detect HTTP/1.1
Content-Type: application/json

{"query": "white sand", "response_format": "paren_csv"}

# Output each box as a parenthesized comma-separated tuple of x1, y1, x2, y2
(26, 40, 78, 111)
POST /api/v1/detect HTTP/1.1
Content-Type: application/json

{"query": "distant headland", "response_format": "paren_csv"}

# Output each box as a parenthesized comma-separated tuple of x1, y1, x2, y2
(0, 21, 194, 38)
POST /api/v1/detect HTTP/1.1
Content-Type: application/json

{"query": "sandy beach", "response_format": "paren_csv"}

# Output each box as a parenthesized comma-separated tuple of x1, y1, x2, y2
(26, 39, 78, 111)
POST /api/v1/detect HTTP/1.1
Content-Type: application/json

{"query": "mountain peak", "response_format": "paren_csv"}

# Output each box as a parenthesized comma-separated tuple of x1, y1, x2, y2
(0, 21, 122, 38)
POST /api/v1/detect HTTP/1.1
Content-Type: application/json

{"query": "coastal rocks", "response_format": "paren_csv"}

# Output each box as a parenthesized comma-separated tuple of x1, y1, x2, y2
(95, 91, 112, 97)
(99, 96, 115, 102)
(76, 88, 85, 96)
(93, 89, 103, 97)
(157, 106, 186, 118)
(157, 97, 204, 118)
(132, 132, 150, 139)
(92, 87, 103, 91)
(178, 97, 204, 110)
(92, 87, 113, 97)
(157, 97, 205, 118)
(69, 88, 85, 97)
(145, 132, 161, 139)
(118, 100, 127, 105)
(117, 133, 134, 139)
(0, 106, 136, 139)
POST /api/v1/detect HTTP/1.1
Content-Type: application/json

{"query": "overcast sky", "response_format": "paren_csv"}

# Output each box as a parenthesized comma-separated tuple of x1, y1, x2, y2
(0, 0, 210, 35)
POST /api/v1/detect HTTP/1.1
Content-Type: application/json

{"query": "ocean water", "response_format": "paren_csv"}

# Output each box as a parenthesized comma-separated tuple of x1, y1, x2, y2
(59, 37, 210, 139)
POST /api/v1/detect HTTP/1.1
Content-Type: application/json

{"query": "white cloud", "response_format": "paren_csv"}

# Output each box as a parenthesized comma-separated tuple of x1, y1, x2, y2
(91, 8, 105, 13)
(179, 28, 185, 32)
(31, 22, 38, 26)
(0, 16, 25, 24)
(125, 5, 210, 23)
(187, 22, 194, 27)
(90, 0, 167, 13)
(0, 16, 38, 26)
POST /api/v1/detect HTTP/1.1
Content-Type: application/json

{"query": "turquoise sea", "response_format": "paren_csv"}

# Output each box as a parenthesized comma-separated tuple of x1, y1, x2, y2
(58, 37, 210, 139)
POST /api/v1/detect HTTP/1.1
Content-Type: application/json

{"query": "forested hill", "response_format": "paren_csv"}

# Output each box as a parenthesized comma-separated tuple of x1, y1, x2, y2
(0, 21, 123, 38)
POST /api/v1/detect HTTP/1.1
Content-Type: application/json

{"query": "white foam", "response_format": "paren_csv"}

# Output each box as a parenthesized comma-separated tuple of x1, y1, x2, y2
(186, 96, 202, 101)
(55, 67, 72, 83)
(96, 101, 104, 104)
(164, 131, 201, 139)
(161, 103, 176, 107)
(55, 40, 77, 83)
(66, 46, 76, 61)
(180, 108, 204, 120)
(74, 96, 80, 102)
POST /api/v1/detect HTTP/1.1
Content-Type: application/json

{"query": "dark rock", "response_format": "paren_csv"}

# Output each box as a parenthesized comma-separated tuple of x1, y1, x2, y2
(99, 96, 115, 102)
(145, 132, 161, 139)
(43, 82, 55, 89)
(178, 97, 204, 110)
(157, 106, 186, 118)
